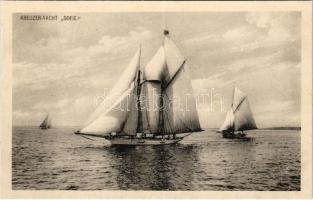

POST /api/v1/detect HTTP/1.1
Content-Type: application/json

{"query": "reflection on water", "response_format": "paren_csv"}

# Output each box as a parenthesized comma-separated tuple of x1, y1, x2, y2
(12, 127, 300, 190)
(111, 145, 196, 190)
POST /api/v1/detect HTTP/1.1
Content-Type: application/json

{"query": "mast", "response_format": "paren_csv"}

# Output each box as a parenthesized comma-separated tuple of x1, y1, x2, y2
(159, 85, 165, 137)
(158, 29, 170, 137)
(160, 29, 201, 136)
(77, 29, 202, 140)
(136, 46, 143, 133)
(231, 88, 235, 133)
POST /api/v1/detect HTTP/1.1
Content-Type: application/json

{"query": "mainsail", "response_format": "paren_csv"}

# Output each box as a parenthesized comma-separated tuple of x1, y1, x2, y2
(219, 87, 257, 132)
(40, 114, 51, 129)
(78, 30, 201, 138)
(143, 30, 201, 135)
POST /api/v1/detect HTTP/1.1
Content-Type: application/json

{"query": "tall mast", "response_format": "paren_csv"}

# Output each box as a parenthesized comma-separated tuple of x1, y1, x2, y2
(231, 87, 235, 109)
(136, 46, 143, 133)
(143, 28, 201, 136)
(158, 88, 165, 136)
(231, 87, 235, 132)
(158, 29, 170, 137)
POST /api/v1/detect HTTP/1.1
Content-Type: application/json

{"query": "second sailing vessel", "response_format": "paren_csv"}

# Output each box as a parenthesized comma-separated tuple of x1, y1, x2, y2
(219, 87, 257, 139)
(75, 30, 202, 145)
(39, 114, 51, 129)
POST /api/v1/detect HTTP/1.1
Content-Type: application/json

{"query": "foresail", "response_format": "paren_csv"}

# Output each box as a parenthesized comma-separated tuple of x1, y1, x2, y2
(121, 96, 137, 135)
(122, 83, 139, 135)
(163, 63, 201, 134)
(80, 83, 135, 135)
(234, 97, 257, 131)
(82, 47, 141, 128)
(219, 109, 235, 132)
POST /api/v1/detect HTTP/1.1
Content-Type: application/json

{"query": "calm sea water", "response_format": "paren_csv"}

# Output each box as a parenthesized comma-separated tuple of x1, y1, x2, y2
(12, 126, 300, 191)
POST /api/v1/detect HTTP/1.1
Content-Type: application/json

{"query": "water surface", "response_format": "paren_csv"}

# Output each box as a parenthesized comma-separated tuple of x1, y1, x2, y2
(12, 127, 300, 190)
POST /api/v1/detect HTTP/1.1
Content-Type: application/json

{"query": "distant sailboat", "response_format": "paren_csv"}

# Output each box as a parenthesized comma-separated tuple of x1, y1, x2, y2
(219, 87, 257, 139)
(39, 114, 51, 130)
(75, 29, 202, 145)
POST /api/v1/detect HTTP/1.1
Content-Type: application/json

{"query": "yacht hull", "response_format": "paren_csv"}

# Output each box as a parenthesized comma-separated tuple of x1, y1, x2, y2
(75, 131, 192, 146)
(222, 131, 252, 141)
(104, 133, 191, 146)
(106, 137, 183, 146)
(40, 126, 50, 130)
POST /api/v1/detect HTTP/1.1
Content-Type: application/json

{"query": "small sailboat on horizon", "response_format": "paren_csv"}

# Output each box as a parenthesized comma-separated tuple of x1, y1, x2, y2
(75, 29, 202, 146)
(39, 114, 51, 130)
(219, 87, 257, 139)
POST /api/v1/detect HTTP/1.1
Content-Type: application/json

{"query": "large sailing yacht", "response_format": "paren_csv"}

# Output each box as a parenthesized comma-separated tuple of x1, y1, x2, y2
(75, 30, 202, 145)
(219, 87, 257, 139)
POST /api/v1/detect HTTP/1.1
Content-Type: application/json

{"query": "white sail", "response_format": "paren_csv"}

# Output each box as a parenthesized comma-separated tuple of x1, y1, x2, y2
(122, 71, 142, 135)
(143, 34, 187, 84)
(40, 114, 50, 128)
(79, 31, 201, 138)
(143, 46, 165, 134)
(219, 109, 234, 132)
(80, 83, 135, 135)
(219, 87, 257, 132)
(82, 47, 141, 128)
(143, 33, 201, 134)
(40, 115, 48, 126)
(122, 91, 138, 135)
(231, 87, 247, 112)
(163, 36, 185, 83)
(139, 83, 151, 133)
(234, 96, 257, 131)
(163, 63, 201, 134)
(144, 46, 166, 81)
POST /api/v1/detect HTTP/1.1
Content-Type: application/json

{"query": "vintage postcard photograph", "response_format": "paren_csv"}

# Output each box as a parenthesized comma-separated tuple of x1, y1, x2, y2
(0, 1, 312, 198)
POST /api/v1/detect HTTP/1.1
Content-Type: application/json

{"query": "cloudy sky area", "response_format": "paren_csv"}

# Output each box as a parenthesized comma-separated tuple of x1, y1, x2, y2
(13, 12, 300, 128)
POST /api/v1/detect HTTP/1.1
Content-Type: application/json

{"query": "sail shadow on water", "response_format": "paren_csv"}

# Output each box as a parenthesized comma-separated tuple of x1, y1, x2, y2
(109, 144, 198, 190)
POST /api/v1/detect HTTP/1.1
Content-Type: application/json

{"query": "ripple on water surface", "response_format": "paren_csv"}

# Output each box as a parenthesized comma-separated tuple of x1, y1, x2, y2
(12, 127, 300, 190)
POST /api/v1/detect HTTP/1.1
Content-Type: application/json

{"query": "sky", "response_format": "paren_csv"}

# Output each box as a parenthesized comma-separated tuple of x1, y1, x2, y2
(13, 12, 301, 128)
